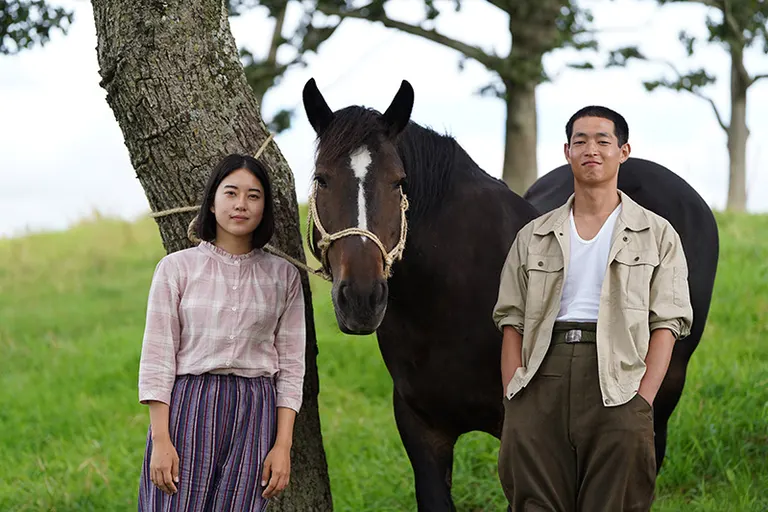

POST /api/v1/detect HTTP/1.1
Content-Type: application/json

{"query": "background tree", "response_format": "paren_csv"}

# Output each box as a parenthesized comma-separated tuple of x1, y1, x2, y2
(232, 0, 341, 133)
(1, 0, 73, 54)
(311, 0, 599, 194)
(90, 0, 333, 509)
(609, 0, 768, 212)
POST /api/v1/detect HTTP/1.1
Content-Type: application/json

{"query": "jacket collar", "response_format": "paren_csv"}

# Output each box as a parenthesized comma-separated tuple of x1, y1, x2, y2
(533, 190, 650, 236)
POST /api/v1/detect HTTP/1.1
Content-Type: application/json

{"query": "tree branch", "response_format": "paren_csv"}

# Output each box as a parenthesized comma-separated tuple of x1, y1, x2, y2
(691, 89, 729, 132)
(729, 46, 751, 89)
(693, 0, 720, 9)
(722, 0, 745, 44)
(319, 4, 503, 72)
(750, 73, 768, 87)
(721, 0, 751, 86)
(254, 2, 287, 105)
(646, 59, 728, 132)
(267, 4, 287, 66)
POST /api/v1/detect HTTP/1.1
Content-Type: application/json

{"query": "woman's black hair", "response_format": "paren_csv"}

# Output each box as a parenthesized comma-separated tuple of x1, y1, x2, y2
(195, 154, 275, 249)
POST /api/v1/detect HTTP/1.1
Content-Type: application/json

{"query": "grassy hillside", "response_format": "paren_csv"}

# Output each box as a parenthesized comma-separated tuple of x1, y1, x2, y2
(0, 211, 766, 511)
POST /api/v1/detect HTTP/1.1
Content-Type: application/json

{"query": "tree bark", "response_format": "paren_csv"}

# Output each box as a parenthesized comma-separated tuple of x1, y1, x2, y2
(727, 47, 748, 212)
(90, 0, 333, 509)
(502, 82, 539, 195)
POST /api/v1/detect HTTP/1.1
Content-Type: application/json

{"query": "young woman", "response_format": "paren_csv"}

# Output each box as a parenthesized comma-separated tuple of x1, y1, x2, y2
(137, 154, 306, 511)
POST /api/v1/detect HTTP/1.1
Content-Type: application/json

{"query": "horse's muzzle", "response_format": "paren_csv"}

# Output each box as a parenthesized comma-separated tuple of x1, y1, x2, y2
(332, 279, 388, 335)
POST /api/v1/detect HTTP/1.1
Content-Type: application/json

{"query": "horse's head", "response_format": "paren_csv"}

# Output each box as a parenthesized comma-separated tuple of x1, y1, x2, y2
(302, 78, 414, 335)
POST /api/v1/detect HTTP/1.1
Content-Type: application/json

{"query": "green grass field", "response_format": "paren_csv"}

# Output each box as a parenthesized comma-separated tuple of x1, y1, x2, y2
(0, 210, 766, 511)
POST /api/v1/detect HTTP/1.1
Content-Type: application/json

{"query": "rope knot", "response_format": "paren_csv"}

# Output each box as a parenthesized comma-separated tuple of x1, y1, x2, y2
(317, 236, 332, 251)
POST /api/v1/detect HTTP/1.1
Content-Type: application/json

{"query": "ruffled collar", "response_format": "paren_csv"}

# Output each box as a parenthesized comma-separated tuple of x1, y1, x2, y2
(198, 240, 261, 265)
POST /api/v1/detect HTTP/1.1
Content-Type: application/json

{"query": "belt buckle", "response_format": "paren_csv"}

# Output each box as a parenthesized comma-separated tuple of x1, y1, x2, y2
(565, 329, 582, 343)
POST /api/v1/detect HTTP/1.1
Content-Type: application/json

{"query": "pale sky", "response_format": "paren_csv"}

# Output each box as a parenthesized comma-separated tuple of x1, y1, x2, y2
(1, 0, 767, 238)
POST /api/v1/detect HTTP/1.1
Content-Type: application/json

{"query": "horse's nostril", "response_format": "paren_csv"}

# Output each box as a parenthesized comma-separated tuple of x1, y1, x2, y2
(337, 283, 349, 307)
(370, 281, 387, 308)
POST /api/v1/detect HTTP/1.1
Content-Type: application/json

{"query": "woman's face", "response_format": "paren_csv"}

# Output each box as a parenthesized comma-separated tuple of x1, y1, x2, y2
(211, 168, 265, 241)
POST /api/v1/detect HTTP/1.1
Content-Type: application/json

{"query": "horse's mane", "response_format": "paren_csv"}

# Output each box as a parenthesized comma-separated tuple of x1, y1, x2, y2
(396, 122, 468, 222)
(316, 106, 481, 224)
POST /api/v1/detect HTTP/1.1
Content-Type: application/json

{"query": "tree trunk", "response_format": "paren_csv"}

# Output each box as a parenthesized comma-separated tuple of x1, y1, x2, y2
(727, 48, 748, 212)
(90, 1, 333, 509)
(502, 82, 539, 195)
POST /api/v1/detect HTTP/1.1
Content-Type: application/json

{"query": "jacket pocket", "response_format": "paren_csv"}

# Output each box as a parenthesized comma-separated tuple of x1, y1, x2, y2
(526, 254, 564, 319)
(613, 249, 659, 310)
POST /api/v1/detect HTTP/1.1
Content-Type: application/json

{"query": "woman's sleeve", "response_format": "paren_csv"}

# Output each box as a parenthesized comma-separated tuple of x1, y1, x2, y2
(273, 267, 306, 413)
(138, 256, 182, 405)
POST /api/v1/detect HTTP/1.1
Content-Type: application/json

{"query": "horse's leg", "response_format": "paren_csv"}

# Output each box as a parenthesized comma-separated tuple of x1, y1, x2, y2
(393, 390, 458, 512)
(652, 346, 692, 472)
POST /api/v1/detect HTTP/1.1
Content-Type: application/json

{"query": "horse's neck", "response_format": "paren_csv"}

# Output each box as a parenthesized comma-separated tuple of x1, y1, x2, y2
(396, 124, 466, 226)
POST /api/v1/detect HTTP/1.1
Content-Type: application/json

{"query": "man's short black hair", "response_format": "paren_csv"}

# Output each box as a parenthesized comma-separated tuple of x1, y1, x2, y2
(566, 106, 629, 146)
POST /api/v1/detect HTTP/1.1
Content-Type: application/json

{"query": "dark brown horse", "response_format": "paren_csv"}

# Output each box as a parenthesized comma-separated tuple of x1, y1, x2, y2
(302, 80, 719, 510)
(303, 78, 537, 510)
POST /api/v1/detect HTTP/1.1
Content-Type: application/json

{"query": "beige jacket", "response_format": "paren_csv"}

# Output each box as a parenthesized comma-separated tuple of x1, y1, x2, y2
(493, 191, 693, 406)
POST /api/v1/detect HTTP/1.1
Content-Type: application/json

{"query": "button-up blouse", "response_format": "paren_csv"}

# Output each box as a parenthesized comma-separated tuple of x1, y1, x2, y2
(138, 241, 306, 412)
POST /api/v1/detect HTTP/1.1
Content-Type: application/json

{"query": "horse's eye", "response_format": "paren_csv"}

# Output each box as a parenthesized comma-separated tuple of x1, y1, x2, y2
(315, 175, 328, 189)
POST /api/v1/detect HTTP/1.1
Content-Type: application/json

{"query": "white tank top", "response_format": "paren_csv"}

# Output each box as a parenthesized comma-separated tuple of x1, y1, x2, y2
(556, 204, 622, 322)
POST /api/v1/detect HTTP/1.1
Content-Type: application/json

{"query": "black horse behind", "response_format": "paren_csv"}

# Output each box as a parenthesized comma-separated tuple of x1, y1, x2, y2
(524, 156, 720, 468)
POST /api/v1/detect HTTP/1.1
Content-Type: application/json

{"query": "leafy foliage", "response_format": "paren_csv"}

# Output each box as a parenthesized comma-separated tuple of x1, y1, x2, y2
(230, 0, 340, 133)
(0, 0, 73, 55)
(314, 0, 601, 91)
(608, 0, 768, 109)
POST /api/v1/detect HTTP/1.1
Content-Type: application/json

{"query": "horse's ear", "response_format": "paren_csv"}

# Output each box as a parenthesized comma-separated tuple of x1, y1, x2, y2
(382, 80, 414, 138)
(303, 78, 334, 136)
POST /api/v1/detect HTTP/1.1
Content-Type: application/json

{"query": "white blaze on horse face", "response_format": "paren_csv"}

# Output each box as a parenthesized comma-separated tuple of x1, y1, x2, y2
(349, 146, 372, 235)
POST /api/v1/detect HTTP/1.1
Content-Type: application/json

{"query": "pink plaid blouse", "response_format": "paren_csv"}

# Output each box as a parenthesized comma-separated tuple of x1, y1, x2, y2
(138, 241, 306, 412)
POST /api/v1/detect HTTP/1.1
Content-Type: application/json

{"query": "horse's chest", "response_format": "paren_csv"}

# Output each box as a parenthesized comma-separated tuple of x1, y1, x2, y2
(378, 334, 464, 403)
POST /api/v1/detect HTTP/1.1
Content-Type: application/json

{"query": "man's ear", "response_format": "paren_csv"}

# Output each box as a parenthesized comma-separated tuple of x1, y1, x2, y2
(620, 142, 631, 163)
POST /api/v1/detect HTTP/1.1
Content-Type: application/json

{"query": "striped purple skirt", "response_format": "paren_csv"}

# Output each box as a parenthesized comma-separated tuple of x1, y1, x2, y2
(138, 374, 276, 512)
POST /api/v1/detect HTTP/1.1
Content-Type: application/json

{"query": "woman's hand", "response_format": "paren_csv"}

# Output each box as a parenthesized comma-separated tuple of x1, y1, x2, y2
(150, 436, 180, 496)
(261, 443, 291, 499)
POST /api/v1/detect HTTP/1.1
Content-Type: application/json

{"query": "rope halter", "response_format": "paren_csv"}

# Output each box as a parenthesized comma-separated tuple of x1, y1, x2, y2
(306, 180, 409, 281)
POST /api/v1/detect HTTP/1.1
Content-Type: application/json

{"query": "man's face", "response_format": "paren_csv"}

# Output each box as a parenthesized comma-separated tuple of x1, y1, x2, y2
(564, 116, 630, 186)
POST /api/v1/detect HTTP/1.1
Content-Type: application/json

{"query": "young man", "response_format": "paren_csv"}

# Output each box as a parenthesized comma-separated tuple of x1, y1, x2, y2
(493, 106, 693, 511)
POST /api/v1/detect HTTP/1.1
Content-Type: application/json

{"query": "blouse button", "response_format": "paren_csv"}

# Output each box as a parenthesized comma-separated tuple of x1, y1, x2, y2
(232, 285, 238, 290)
(229, 335, 235, 340)
(232, 306, 237, 311)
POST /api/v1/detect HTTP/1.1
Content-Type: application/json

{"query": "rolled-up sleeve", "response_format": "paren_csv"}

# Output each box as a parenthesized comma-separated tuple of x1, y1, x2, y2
(493, 229, 529, 334)
(649, 223, 693, 339)
(138, 257, 181, 405)
(273, 267, 306, 413)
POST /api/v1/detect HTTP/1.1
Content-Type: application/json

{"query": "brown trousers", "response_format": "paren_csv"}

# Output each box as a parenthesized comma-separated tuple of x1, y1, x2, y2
(498, 333, 656, 512)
